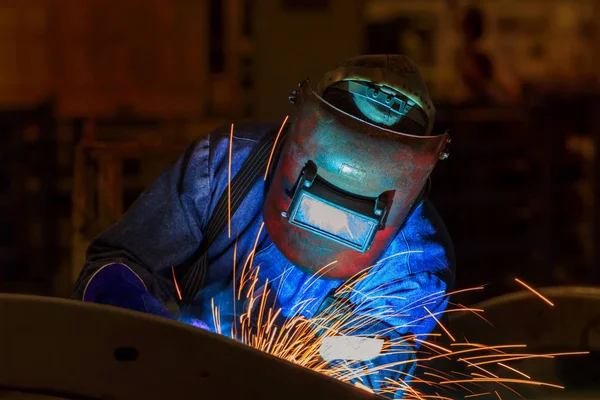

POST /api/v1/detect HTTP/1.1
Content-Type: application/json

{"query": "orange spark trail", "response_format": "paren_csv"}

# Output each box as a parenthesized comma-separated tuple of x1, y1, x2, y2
(248, 222, 265, 270)
(470, 351, 589, 367)
(228, 123, 234, 238)
(439, 378, 564, 389)
(514, 278, 554, 307)
(264, 115, 289, 180)
(449, 302, 492, 327)
(462, 360, 499, 378)
(206, 227, 585, 400)
(494, 381, 527, 400)
(171, 265, 182, 301)
(238, 222, 265, 300)
(424, 306, 456, 342)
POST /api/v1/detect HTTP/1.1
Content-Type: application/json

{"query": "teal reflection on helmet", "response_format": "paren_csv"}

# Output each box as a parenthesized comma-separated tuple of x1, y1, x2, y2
(353, 94, 404, 127)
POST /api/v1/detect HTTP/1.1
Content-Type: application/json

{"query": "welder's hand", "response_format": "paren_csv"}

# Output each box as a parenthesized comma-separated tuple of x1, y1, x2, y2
(82, 263, 174, 320)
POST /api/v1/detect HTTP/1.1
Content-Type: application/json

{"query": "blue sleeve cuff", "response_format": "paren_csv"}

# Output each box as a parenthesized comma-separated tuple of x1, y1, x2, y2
(83, 263, 147, 302)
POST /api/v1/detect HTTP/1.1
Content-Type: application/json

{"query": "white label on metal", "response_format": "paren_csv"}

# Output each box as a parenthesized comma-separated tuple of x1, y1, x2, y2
(319, 336, 384, 362)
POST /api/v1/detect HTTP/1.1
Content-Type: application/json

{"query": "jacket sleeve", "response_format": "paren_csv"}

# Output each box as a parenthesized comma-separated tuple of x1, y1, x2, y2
(72, 135, 212, 304)
(339, 200, 456, 398)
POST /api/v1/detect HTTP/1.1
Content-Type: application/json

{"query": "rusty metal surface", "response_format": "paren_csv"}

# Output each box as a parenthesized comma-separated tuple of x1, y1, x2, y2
(449, 286, 600, 348)
(0, 294, 382, 400)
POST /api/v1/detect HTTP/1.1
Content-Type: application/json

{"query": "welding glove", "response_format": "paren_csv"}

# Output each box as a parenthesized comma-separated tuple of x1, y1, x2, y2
(82, 263, 174, 320)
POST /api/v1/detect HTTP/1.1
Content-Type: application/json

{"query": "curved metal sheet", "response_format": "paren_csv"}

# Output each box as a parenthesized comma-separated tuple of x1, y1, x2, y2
(0, 294, 381, 400)
(264, 80, 449, 279)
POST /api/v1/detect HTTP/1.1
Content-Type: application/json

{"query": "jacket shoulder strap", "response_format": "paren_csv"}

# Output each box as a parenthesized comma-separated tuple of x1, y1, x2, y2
(176, 126, 289, 305)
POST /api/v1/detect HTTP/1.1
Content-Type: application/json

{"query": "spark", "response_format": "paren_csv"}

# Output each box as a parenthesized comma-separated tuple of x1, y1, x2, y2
(494, 381, 527, 400)
(468, 351, 589, 367)
(264, 115, 289, 180)
(424, 306, 456, 342)
(514, 278, 554, 307)
(413, 338, 452, 354)
(211, 298, 222, 335)
(171, 265, 182, 301)
(300, 260, 339, 295)
(451, 343, 525, 352)
(375, 249, 423, 265)
(462, 360, 499, 378)
(495, 391, 502, 400)
(354, 382, 374, 393)
(439, 378, 565, 390)
(449, 302, 492, 327)
(497, 363, 530, 379)
(199, 199, 583, 399)
(238, 222, 265, 300)
(232, 238, 238, 337)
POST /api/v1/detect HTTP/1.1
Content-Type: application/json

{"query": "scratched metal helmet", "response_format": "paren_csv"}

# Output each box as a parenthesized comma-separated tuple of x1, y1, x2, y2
(263, 54, 450, 280)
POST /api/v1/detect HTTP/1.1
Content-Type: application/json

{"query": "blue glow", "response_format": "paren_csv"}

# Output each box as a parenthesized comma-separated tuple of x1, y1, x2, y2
(292, 194, 376, 249)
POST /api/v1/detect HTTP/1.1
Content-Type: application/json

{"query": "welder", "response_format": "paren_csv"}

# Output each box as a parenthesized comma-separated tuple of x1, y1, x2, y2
(73, 54, 455, 398)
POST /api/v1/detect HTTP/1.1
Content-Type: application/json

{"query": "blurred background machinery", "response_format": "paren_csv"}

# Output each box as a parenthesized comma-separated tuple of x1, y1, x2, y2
(0, 0, 599, 303)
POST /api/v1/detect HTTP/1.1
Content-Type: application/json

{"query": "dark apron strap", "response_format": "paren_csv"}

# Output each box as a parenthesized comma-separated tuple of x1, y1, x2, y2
(175, 127, 289, 306)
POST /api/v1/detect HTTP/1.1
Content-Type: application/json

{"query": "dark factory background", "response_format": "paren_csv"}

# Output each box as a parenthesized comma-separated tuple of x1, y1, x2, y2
(0, 0, 599, 305)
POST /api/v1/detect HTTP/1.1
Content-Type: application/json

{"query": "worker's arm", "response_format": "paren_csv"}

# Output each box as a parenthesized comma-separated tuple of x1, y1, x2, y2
(330, 200, 455, 398)
(71, 135, 212, 316)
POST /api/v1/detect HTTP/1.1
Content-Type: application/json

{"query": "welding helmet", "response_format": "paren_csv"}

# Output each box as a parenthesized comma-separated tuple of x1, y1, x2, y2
(263, 55, 450, 280)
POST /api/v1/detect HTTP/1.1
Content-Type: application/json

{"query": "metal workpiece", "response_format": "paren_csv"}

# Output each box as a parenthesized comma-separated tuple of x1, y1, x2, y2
(0, 294, 382, 400)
